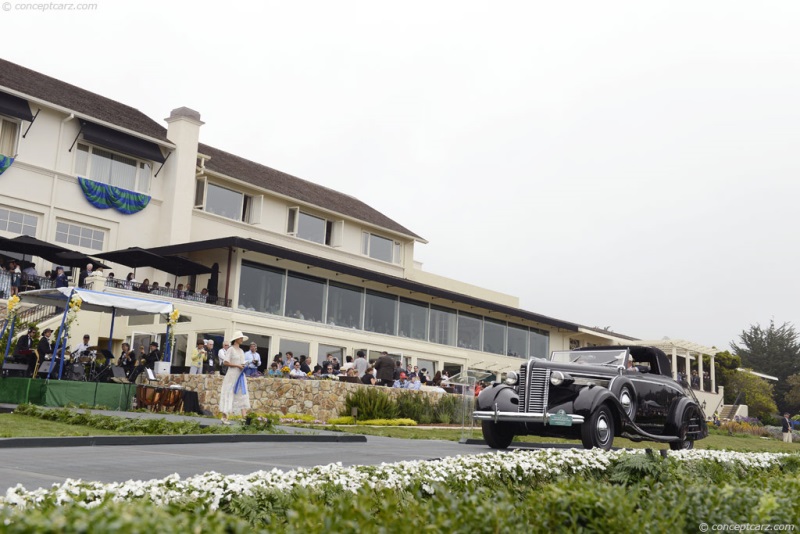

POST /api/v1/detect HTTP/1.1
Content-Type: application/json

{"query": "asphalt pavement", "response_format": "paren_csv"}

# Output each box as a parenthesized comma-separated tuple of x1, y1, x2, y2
(0, 403, 500, 492)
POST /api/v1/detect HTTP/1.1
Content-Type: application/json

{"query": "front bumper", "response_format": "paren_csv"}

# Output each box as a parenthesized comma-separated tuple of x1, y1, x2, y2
(473, 406, 585, 425)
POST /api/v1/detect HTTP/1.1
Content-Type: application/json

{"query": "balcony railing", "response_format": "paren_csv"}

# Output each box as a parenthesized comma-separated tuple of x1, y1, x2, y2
(104, 278, 232, 307)
(0, 271, 56, 299)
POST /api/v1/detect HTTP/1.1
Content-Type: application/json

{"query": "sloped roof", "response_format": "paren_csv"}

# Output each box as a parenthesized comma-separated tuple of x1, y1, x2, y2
(0, 57, 169, 142)
(0, 57, 420, 239)
(199, 143, 422, 240)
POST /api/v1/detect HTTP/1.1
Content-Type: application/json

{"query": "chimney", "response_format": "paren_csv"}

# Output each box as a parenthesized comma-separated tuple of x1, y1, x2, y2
(161, 107, 204, 245)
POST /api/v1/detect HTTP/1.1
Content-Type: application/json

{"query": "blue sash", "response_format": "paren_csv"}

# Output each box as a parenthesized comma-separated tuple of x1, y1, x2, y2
(234, 370, 247, 395)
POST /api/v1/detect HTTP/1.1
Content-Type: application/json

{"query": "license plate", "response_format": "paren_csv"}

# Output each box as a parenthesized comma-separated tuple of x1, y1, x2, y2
(548, 413, 573, 427)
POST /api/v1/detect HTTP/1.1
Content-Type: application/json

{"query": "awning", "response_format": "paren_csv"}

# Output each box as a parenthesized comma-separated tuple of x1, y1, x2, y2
(147, 236, 581, 331)
(19, 287, 173, 316)
(0, 234, 71, 263)
(96, 246, 212, 276)
(81, 120, 166, 163)
(0, 91, 34, 122)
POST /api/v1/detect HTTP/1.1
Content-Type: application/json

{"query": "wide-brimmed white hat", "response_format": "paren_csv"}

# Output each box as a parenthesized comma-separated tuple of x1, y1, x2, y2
(230, 330, 248, 344)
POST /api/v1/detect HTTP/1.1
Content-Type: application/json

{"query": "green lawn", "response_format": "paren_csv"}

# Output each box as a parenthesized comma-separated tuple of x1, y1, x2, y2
(0, 414, 130, 437)
(320, 424, 800, 453)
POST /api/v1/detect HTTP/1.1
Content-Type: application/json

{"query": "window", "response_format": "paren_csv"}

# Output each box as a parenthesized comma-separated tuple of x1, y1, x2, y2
(327, 281, 363, 329)
(507, 324, 528, 358)
(483, 318, 506, 355)
(285, 271, 325, 323)
(55, 221, 105, 250)
(287, 208, 340, 246)
(0, 118, 19, 156)
(531, 328, 550, 358)
(204, 182, 253, 222)
(361, 231, 401, 264)
(398, 298, 428, 341)
(75, 143, 152, 193)
(364, 290, 397, 335)
(429, 305, 457, 346)
(457, 312, 481, 351)
(238, 261, 285, 314)
(0, 207, 36, 236)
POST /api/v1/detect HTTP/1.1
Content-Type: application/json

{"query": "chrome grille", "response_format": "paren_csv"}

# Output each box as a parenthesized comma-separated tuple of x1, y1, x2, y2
(517, 364, 527, 412)
(525, 367, 550, 413)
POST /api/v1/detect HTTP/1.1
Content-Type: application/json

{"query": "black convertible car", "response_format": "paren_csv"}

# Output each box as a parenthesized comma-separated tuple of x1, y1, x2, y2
(473, 345, 708, 450)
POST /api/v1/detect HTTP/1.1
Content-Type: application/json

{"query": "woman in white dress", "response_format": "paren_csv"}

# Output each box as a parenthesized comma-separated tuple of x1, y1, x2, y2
(219, 331, 251, 424)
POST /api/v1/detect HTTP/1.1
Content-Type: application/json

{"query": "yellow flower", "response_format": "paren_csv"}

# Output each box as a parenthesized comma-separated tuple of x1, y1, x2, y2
(281, 366, 290, 374)
(7, 295, 21, 313)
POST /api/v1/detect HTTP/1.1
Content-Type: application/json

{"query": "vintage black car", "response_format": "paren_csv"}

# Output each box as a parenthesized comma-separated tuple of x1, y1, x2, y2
(473, 345, 708, 450)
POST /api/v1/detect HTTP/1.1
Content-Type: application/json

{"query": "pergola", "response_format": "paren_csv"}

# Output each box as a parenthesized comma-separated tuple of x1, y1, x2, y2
(628, 339, 720, 393)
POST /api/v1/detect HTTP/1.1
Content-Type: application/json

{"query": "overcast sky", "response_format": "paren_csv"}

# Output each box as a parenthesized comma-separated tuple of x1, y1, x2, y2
(3, 1, 799, 350)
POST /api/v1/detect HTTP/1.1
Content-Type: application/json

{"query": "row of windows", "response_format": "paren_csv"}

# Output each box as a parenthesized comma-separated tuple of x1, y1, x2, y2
(0, 207, 36, 236)
(238, 260, 550, 358)
(0, 205, 105, 251)
(75, 143, 152, 193)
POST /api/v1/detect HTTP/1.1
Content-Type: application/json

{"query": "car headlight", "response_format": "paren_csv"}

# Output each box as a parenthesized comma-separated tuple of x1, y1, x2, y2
(550, 371, 573, 386)
(505, 371, 518, 386)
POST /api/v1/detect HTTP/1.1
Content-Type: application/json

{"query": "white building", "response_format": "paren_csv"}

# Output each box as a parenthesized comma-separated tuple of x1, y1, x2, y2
(0, 57, 711, 388)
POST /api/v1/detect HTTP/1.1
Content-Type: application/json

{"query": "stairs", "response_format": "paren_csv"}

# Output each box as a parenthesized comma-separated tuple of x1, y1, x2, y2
(719, 404, 739, 420)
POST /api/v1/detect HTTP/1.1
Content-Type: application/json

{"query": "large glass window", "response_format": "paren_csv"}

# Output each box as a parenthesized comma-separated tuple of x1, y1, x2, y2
(0, 118, 19, 156)
(483, 318, 506, 355)
(507, 323, 528, 358)
(238, 261, 284, 314)
(364, 290, 397, 335)
(429, 305, 456, 346)
(457, 312, 481, 351)
(285, 271, 325, 323)
(297, 212, 326, 244)
(362, 232, 400, 264)
(55, 221, 104, 250)
(327, 281, 363, 329)
(398, 298, 428, 341)
(205, 183, 247, 222)
(530, 328, 550, 359)
(0, 207, 36, 236)
(75, 143, 151, 193)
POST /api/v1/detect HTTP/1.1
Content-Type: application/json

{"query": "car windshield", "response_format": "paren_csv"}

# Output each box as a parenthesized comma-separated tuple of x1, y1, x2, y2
(550, 349, 628, 367)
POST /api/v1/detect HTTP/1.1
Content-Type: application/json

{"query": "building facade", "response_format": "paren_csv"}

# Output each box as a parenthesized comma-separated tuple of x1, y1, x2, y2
(0, 57, 648, 379)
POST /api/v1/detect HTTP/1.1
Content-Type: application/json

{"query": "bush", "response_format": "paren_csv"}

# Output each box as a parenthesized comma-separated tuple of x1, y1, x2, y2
(717, 420, 771, 437)
(396, 392, 434, 422)
(342, 388, 398, 420)
(355, 418, 417, 426)
(327, 416, 355, 425)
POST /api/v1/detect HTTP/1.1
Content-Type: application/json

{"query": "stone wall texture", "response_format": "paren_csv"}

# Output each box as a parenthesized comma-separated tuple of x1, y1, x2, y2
(157, 374, 446, 421)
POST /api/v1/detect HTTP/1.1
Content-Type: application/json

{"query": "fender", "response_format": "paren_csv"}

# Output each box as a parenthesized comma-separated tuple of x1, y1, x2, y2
(664, 397, 705, 437)
(476, 384, 518, 413)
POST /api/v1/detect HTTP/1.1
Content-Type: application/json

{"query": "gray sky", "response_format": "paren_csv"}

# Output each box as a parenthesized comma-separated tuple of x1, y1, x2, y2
(4, 1, 799, 349)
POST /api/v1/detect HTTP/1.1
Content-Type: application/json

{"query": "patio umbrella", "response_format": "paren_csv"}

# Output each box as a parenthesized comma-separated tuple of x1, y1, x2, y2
(2, 235, 70, 263)
(53, 251, 110, 270)
(96, 246, 212, 276)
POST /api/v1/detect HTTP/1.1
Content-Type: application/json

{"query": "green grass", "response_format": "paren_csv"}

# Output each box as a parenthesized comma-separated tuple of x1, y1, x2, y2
(320, 423, 800, 452)
(0, 414, 130, 437)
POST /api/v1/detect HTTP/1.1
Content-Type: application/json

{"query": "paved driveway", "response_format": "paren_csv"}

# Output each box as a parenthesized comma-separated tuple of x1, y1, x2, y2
(0, 434, 491, 492)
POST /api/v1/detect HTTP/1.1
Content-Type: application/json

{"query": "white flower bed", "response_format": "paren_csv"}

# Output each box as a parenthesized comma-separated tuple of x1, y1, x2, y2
(1, 448, 791, 511)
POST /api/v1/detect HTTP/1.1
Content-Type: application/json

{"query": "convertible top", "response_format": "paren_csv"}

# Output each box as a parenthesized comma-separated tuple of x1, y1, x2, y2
(576, 345, 672, 377)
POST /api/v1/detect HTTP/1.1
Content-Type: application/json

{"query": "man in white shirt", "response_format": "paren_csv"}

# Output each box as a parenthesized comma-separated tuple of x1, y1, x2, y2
(354, 350, 368, 378)
(73, 334, 92, 359)
(218, 341, 230, 376)
(244, 342, 262, 377)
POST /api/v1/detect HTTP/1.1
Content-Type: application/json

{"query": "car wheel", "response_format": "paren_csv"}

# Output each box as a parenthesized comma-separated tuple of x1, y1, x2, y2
(619, 386, 636, 422)
(670, 407, 700, 450)
(482, 420, 515, 449)
(581, 404, 615, 450)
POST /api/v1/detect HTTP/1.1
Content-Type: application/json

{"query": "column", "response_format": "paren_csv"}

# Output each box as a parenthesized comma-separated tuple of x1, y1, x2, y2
(671, 346, 678, 380)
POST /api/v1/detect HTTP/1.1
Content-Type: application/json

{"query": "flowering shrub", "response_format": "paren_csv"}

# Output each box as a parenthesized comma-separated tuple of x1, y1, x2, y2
(6, 294, 21, 313)
(717, 420, 771, 437)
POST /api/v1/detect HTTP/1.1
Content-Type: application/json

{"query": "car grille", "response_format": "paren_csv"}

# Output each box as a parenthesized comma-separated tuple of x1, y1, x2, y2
(519, 365, 549, 413)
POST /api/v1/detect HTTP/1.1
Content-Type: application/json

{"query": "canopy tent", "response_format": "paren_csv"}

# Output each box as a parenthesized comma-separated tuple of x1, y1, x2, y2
(52, 251, 110, 270)
(13, 287, 175, 380)
(95, 246, 212, 276)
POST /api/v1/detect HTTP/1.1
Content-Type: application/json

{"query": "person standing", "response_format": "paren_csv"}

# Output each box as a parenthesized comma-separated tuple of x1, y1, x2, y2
(374, 351, 396, 387)
(354, 350, 368, 377)
(219, 331, 250, 424)
(118, 342, 136, 378)
(243, 342, 262, 377)
(782, 413, 793, 443)
(218, 341, 230, 376)
(188, 340, 206, 375)
(203, 339, 216, 374)
(145, 341, 160, 370)
(78, 263, 93, 288)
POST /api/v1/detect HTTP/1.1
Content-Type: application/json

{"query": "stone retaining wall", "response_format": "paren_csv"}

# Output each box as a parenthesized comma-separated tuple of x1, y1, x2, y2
(157, 375, 446, 421)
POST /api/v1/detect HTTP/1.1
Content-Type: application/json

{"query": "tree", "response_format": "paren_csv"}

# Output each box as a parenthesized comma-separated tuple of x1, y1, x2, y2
(731, 320, 800, 412)
(785, 374, 800, 413)
(722, 369, 778, 421)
